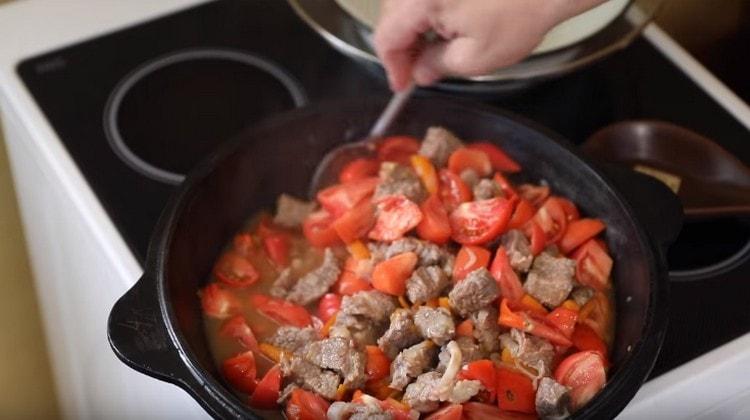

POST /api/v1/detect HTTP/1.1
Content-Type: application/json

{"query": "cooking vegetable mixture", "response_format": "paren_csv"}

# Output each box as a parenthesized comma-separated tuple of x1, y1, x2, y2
(200, 127, 615, 419)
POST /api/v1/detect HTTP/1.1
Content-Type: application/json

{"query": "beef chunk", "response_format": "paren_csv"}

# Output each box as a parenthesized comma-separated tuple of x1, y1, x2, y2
(470, 307, 501, 354)
(287, 248, 341, 306)
(378, 309, 422, 359)
(500, 329, 555, 378)
(419, 127, 464, 167)
(374, 162, 426, 203)
(448, 268, 499, 316)
(501, 230, 534, 273)
(372, 237, 450, 268)
(268, 326, 318, 352)
(303, 337, 367, 389)
(571, 286, 595, 307)
(389, 341, 438, 390)
(327, 401, 394, 420)
(536, 377, 571, 419)
(269, 268, 295, 298)
(280, 354, 340, 399)
(406, 266, 450, 305)
(460, 169, 480, 189)
(329, 313, 380, 347)
(524, 253, 576, 307)
(473, 178, 500, 200)
(274, 194, 316, 228)
(414, 306, 455, 345)
(437, 336, 482, 371)
(403, 371, 442, 412)
(330, 290, 396, 347)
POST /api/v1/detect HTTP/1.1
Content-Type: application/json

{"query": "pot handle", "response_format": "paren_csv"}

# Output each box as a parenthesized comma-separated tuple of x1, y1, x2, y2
(597, 162, 684, 251)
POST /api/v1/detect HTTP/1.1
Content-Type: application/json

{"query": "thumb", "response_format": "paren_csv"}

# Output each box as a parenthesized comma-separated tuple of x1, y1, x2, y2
(411, 38, 485, 85)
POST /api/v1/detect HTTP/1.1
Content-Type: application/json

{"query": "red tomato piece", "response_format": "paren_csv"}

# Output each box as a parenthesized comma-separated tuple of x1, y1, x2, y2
(377, 136, 420, 164)
(303, 210, 341, 248)
(546, 307, 579, 339)
(232, 233, 254, 256)
(496, 367, 536, 414)
(555, 351, 607, 410)
(285, 388, 330, 420)
(368, 195, 423, 241)
(557, 197, 581, 222)
(533, 197, 568, 244)
(559, 218, 606, 255)
(463, 402, 502, 420)
(449, 197, 515, 245)
(492, 173, 518, 200)
(379, 398, 414, 420)
(454, 245, 492, 281)
(490, 247, 525, 302)
(507, 199, 535, 230)
(249, 365, 282, 409)
(425, 404, 463, 420)
(335, 270, 373, 295)
(448, 147, 493, 177)
(517, 184, 550, 207)
(416, 194, 452, 245)
(316, 177, 379, 218)
(573, 239, 613, 290)
(365, 345, 391, 382)
(458, 360, 497, 403)
(371, 252, 418, 296)
(579, 292, 613, 342)
(219, 315, 260, 353)
(200, 283, 240, 319)
(222, 351, 257, 394)
(262, 233, 290, 267)
(214, 252, 260, 288)
(468, 142, 521, 173)
(339, 157, 381, 183)
(317, 293, 342, 323)
(572, 323, 608, 358)
(250, 294, 312, 327)
(332, 200, 376, 244)
(499, 299, 573, 346)
(438, 169, 473, 212)
(527, 221, 546, 256)
(456, 319, 474, 337)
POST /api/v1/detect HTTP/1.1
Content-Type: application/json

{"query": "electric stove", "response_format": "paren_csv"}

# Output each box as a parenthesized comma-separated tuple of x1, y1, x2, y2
(14, 0, 750, 413)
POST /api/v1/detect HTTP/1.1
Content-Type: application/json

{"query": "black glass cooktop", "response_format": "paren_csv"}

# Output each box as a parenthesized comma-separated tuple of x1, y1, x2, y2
(17, 0, 750, 382)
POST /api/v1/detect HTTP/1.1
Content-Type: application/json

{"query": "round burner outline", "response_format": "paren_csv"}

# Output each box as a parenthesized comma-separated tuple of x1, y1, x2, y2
(669, 238, 750, 281)
(104, 48, 308, 185)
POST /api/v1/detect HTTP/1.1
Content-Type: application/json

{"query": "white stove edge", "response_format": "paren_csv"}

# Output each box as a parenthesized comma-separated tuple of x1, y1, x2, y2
(0, 1, 747, 419)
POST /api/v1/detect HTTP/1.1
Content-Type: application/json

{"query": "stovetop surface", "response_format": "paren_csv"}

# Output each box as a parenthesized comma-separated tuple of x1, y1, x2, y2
(17, 0, 750, 381)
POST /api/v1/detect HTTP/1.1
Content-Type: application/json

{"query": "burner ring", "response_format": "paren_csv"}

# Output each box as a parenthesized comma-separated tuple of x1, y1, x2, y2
(104, 48, 308, 185)
(669, 238, 750, 281)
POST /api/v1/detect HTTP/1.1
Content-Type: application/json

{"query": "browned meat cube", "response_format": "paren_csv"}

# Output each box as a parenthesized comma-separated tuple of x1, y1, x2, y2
(327, 401, 394, 420)
(524, 253, 576, 308)
(414, 306, 455, 346)
(501, 229, 534, 273)
(419, 126, 464, 167)
(460, 169, 480, 189)
(536, 377, 571, 419)
(473, 178, 500, 200)
(267, 326, 318, 352)
(402, 371, 442, 412)
(406, 266, 450, 305)
(371, 237, 452, 270)
(273, 194, 316, 228)
(269, 267, 295, 298)
(303, 337, 367, 389)
(330, 290, 396, 347)
(378, 309, 422, 359)
(374, 162, 427, 203)
(280, 353, 341, 400)
(389, 341, 438, 390)
(286, 248, 341, 306)
(329, 313, 380, 347)
(437, 336, 482, 371)
(470, 307, 501, 354)
(500, 329, 555, 378)
(448, 268, 499, 316)
(571, 286, 595, 307)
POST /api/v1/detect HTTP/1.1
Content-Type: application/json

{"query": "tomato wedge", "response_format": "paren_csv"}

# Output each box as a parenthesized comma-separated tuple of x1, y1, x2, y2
(339, 157, 381, 183)
(222, 351, 257, 394)
(492, 173, 518, 201)
(369, 195, 423, 242)
(557, 197, 581, 222)
(578, 292, 613, 343)
(438, 169, 473, 212)
(456, 319, 474, 337)
(365, 345, 391, 382)
(463, 402, 537, 420)
(572, 323, 608, 358)
(545, 307, 579, 339)
(449, 197, 515, 245)
(250, 294, 312, 327)
(496, 367, 536, 414)
(517, 184, 550, 207)
(335, 270, 373, 295)
(333, 199, 376, 244)
(416, 194, 452, 245)
(377, 136, 420, 164)
(200, 283, 240, 319)
(285, 388, 330, 420)
(316, 176, 378, 218)
(533, 197, 568, 244)
(555, 351, 607, 410)
(232, 233, 254, 256)
(425, 404, 463, 420)
(507, 199, 534, 230)
(303, 210, 341, 248)
(249, 365, 282, 409)
(499, 298, 572, 346)
(468, 142, 521, 173)
(458, 360, 497, 403)
(559, 218, 606, 255)
(448, 147, 493, 177)
(489, 247, 525, 302)
(214, 252, 260, 288)
(527, 221, 546, 256)
(573, 239, 613, 291)
(372, 252, 418, 296)
(317, 293, 342, 323)
(454, 245, 492, 281)
(219, 315, 260, 353)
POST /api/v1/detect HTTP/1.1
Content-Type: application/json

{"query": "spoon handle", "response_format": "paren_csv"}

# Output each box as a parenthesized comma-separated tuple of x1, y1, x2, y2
(369, 84, 415, 138)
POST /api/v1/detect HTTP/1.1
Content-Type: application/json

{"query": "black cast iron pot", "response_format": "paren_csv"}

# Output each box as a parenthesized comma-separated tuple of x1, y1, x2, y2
(108, 96, 681, 419)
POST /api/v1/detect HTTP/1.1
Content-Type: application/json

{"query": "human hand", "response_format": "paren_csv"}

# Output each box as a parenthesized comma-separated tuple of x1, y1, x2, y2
(374, 0, 606, 90)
